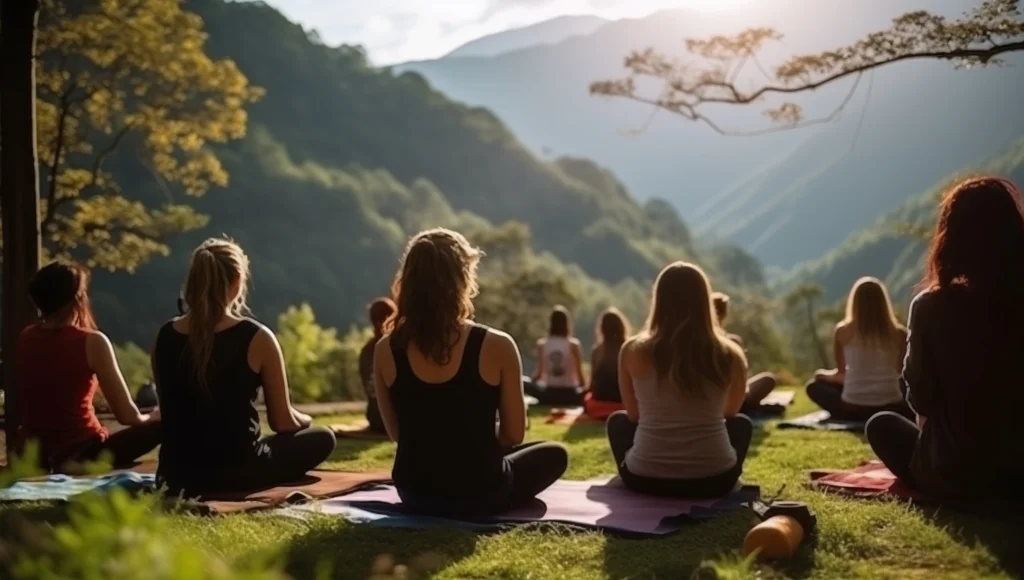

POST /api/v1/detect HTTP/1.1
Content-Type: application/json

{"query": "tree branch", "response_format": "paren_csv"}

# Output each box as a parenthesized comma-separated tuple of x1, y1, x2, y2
(42, 86, 77, 230)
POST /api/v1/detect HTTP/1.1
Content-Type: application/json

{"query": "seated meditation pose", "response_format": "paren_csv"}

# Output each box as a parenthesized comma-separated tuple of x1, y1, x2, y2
(17, 262, 161, 472)
(525, 306, 586, 406)
(374, 228, 569, 517)
(866, 177, 1024, 500)
(152, 238, 336, 497)
(712, 292, 778, 412)
(608, 263, 753, 498)
(805, 277, 912, 421)
(584, 307, 631, 419)
(359, 297, 396, 434)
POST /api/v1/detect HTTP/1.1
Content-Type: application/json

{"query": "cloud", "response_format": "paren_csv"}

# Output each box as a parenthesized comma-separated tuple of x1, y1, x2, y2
(476, 0, 561, 23)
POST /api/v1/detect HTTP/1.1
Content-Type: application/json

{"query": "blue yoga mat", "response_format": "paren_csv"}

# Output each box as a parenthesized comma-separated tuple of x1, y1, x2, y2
(0, 472, 155, 502)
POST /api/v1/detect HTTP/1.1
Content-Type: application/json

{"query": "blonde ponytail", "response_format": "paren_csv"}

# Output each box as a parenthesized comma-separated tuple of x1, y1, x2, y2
(182, 238, 251, 388)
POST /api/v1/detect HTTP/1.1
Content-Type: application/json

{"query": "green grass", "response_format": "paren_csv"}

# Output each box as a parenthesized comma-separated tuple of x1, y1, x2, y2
(5, 390, 1023, 579)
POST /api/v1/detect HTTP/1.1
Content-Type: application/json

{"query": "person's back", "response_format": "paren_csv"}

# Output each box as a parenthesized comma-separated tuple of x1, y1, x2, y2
(628, 366, 736, 479)
(841, 333, 902, 407)
(153, 318, 263, 489)
(907, 289, 1024, 495)
(389, 323, 505, 499)
(590, 346, 621, 403)
(17, 325, 105, 466)
(538, 336, 577, 387)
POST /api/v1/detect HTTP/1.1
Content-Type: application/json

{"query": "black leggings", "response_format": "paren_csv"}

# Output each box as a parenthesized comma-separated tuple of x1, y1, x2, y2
(606, 411, 752, 498)
(865, 411, 919, 484)
(523, 378, 584, 406)
(399, 441, 569, 517)
(806, 380, 914, 422)
(68, 422, 163, 469)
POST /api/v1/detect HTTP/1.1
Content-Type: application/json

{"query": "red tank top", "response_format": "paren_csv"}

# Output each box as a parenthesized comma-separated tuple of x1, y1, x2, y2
(16, 324, 107, 466)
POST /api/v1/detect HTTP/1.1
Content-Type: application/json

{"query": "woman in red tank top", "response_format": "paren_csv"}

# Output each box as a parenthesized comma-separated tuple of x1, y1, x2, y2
(15, 262, 161, 472)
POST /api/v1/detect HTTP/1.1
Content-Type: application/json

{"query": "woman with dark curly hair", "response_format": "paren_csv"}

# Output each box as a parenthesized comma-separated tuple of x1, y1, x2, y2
(865, 177, 1024, 499)
(374, 228, 568, 516)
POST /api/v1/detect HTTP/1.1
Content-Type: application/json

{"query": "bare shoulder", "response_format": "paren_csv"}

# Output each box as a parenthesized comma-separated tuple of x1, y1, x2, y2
(724, 337, 748, 369)
(374, 333, 393, 355)
(835, 321, 854, 341)
(85, 329, 113, 350)
(484, 327, 518, 351)
(570, 337, 583, 348)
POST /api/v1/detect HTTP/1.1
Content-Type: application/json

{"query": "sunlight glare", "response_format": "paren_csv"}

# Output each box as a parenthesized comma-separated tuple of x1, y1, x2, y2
(651, 0, 755, 14)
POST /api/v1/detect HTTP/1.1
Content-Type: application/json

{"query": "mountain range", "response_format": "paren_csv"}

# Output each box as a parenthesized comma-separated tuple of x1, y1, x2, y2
(398, 0, 1024, 269)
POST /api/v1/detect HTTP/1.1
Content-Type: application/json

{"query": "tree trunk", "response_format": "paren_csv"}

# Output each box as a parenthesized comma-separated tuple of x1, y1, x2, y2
(1, 0, 43, 461)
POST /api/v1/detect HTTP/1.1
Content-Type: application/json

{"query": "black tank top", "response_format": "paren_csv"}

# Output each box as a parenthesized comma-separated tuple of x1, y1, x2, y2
(591, 354, 622, 403)
(390, 324, 508, 500)
(152, 319, 266, 493)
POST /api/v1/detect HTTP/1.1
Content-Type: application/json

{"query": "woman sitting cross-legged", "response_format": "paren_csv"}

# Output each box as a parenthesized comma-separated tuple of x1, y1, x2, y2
(866, 177, 1024, 500)
(805, 277, 912, 422)
(583, 307, 630, 419)
(525, 306, 586, 406)
(152, 238, 336, 498)
(16, 262, 161, 472)
(607, 262, 753, 499)
(374, 228, 569, 517)
(712, 292, 778, 413)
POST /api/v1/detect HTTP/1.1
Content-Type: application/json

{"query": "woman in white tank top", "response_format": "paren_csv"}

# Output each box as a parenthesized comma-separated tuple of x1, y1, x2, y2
(807, 277, 913, 421)
(606, 263, 753, 499)
(525, 306, 585, 406)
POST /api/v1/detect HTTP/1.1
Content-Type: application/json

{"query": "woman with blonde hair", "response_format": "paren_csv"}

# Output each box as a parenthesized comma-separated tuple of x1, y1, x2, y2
(607, 262, 752, 498)
(16, 262, 161, 471)
(806, 277, 911, 421)
(526, 306, 586, 406)
(866, 177, 1024, 499)
(583, 307, 631, 419)
(375, 228, 568, 517)
(152, 238, 336, 497)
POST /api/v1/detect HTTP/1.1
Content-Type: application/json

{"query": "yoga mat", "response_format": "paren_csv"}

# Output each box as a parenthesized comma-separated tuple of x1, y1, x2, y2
(0, 471, 155, 502)
(544, 408, 605, 426)
(199, 470, 392, 514)
(808, 460, 926, 502)
(294, 478, 760, 536)
(744, 390, 796, 419)
(330, 421, 390, 441)
(777, 410, 865, 432)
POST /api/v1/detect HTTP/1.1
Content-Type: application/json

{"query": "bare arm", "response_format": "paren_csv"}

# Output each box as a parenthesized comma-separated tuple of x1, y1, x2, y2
(88, 332, 150, 427)
(618, 340, 640, 423)
(724, 349, 749, 418)
(252, 327, 309, 434)
(373, 336, 400, 442)
(571, 339, 586, 388)
(815, 325, 847, 383)
(495, 332, 526, 447)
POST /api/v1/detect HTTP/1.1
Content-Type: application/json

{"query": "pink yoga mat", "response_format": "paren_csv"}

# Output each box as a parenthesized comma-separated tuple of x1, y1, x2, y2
(297, 478, 758, 535)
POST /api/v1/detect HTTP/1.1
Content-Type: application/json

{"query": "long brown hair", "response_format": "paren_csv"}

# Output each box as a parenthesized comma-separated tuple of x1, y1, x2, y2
(28, 261, 97, 330)
(638, 262, 742, 394)
(922, 177, 1024, 296)
(595, 307, 630, 368)
(387, 228, 482, 365)
(182, 237, 251, 386)
(843, 277, 905, 348)
(548, 305, 571, 338)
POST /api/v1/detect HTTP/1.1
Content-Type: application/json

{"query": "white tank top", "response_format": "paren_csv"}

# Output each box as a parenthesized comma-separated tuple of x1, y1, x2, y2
(626, 374, 736, 479)
(539, 336, 578, 388)
(842, 337, 903, 407)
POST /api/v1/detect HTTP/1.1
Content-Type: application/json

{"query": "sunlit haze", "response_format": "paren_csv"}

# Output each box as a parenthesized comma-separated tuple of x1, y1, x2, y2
(261, 0, 756, 65)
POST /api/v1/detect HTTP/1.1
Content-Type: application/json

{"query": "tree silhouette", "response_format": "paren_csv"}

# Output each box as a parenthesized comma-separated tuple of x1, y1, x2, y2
(591, 0, 1024, 135)
(784, 283, 831, 369)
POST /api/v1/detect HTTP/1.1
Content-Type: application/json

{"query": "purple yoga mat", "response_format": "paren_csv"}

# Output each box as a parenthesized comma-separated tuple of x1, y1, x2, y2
(297, 478, 758, 535)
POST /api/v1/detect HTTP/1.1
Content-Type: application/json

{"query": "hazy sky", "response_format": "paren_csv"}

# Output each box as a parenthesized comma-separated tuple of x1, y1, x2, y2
(261, 0, 753, 65)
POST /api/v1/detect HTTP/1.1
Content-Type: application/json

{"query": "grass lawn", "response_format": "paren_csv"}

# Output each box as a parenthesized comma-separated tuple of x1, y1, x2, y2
(4, 389, 1023, 579)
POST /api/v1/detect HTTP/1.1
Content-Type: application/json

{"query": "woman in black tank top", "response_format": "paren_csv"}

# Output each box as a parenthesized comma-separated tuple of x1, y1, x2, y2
(152, 238, 336, 497)
(374, 228, 569, 517)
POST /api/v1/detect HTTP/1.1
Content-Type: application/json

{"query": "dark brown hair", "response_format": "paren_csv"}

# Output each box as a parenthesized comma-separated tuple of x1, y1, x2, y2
(922, 177, 1024, 295)
(368, 297, 396, 333)
(639, 262, 743, 394)
(387, 228, 482, 365)
(595, 307, 631, 368)
(28, 261, 96, 330)
(548, 305, 572, 338)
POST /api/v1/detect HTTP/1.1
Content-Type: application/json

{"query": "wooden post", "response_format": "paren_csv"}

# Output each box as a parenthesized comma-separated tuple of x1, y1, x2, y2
(1, 0, 43, 461)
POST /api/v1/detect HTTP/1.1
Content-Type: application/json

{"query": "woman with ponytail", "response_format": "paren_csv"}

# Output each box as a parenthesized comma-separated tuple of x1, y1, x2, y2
(607, 262, 752, 498)
(374, 228, 568, 517)
(583, 307, 631, 419)
(16, 262, 161, 471)
(151, 238, 335, 497)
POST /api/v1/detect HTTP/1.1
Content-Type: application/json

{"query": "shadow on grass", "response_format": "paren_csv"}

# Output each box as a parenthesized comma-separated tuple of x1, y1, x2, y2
(283, 520, 478, 580)
(329, 440, 392, 463)
(919, 505, 1024, 578)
